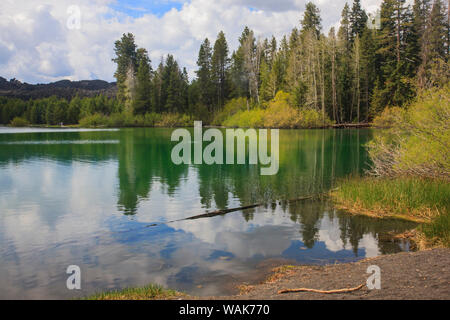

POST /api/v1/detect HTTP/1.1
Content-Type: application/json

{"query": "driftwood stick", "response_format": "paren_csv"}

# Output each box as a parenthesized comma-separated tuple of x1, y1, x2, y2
(278, 283, 365, 294)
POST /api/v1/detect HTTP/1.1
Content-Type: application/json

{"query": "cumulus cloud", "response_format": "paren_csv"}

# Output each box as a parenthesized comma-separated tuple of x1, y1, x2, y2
(0, 0, 382, 83)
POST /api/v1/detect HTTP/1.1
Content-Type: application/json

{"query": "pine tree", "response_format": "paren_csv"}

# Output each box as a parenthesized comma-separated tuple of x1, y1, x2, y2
(372, 0, 415, 112)
(152, 58, 164, 113)
(161, 55, 185, 113)
(211, 31, 230, 110)
(428, 0, 447, 60)
(360, 28, 377, 121)
(196, 38, 214, 111)
(350, 0, 368, 42)
(417, 0, 449, 88)
(301, 2, 322, 39)
(180, 68, 190, 114)
(112, 33, 138, 108)
(133, 48, 152, 115)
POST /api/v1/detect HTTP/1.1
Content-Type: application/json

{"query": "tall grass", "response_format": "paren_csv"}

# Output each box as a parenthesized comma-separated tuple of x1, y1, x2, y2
(421, 212, 450, 247)
(332, 177, 449, 222)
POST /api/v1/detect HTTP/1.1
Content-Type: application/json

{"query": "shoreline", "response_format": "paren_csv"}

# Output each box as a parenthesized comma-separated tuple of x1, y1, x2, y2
(3, 123, 373, 130)
(90, 248, 450, 300)
(202, 248, 450, 300)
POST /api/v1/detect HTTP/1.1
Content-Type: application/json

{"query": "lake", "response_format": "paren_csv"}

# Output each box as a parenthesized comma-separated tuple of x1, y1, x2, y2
(0, 127, 416, 299)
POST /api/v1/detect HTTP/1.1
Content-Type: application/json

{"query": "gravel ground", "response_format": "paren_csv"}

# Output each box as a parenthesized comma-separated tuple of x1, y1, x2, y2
(199, 249, 450, 300)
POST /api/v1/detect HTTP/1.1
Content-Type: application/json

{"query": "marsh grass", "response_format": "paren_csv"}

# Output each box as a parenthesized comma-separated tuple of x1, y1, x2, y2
(332, 176, 449, 247)
(421, 212, 450, 248)
(85, 284, 183, 300)
(332, 177, 449, 222)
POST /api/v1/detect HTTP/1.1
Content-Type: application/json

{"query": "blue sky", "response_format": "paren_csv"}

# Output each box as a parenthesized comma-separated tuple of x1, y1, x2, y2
(109, 0, 185, 17)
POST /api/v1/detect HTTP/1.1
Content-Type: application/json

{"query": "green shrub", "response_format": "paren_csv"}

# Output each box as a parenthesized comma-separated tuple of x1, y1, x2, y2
(372, 106, 406, 128)
(367, 84, 450, 179)
(155, 113, 192, 127)
(9, 117, 30, 127)
(220, 91, 332, 129)
(212, 97, 248, 125)
(144, 112, 162, 126)
(298, 108, 332, 128)
(222, 109, 266, 128)
(263, 92, 299, 128)
(79, 113, 109, 127)
(106, 112, 126, 127)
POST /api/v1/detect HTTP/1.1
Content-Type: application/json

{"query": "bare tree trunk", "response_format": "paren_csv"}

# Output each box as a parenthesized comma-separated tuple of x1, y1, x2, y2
(320, 37, 325, 122)
(331, 37, 337, 122)
(396, 2, 401, 65)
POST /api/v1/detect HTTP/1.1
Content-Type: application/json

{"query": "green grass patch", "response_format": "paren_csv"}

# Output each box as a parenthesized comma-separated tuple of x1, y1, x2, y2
(85, 284, 183, 300)
(421, 212, 450, 247)
(332, 177, 449, 223)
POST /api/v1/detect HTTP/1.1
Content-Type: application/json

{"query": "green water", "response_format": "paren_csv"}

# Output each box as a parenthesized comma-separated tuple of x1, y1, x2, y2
(0, 127, 416, 299)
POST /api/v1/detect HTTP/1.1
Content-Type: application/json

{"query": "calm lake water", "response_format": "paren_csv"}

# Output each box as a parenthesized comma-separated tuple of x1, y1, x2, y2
(0, 127, 416, 299)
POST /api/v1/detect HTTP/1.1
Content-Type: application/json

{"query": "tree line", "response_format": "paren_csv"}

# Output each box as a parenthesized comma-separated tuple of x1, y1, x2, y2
(1, 0, 448, 126)
(104, 0, 450, 124)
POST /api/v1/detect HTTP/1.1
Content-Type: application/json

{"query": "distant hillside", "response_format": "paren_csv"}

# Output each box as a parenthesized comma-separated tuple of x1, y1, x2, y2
(0, 77, 117, 100)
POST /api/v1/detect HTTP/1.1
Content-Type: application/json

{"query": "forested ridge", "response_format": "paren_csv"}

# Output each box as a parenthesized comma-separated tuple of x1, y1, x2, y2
(0, 77, 117, 100)
(1, 0, 448, 127)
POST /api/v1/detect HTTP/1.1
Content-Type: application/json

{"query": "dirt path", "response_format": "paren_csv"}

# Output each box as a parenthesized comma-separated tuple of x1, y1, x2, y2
(199, 249, 450, 300)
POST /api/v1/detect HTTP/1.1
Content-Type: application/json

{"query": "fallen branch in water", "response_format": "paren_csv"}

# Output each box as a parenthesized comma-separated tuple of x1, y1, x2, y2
(278, 283, 365, 294)
(145, 192, 328, 228)
(184, 204, 261, 221)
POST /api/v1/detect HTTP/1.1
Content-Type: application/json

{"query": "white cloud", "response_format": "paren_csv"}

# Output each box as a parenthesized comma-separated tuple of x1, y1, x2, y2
(0, 0, 383, 83)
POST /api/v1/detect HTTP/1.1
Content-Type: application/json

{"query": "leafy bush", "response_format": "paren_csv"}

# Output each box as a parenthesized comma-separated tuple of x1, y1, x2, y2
(263, 96, 299, 128)
(212, 97, 248, 125)
(372, 106, 406, 128)
(220, 91, 332, 129)
(79, 113, 109, 127)
(9, 117, 30, 127)
(223, 109, 265, 128)
(367, 84, 450, 179)
(155, 113, 191, 127)
(299, 108, 333, 128)
(144, 112, 163, 126)
(107, 112, 127, 127)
